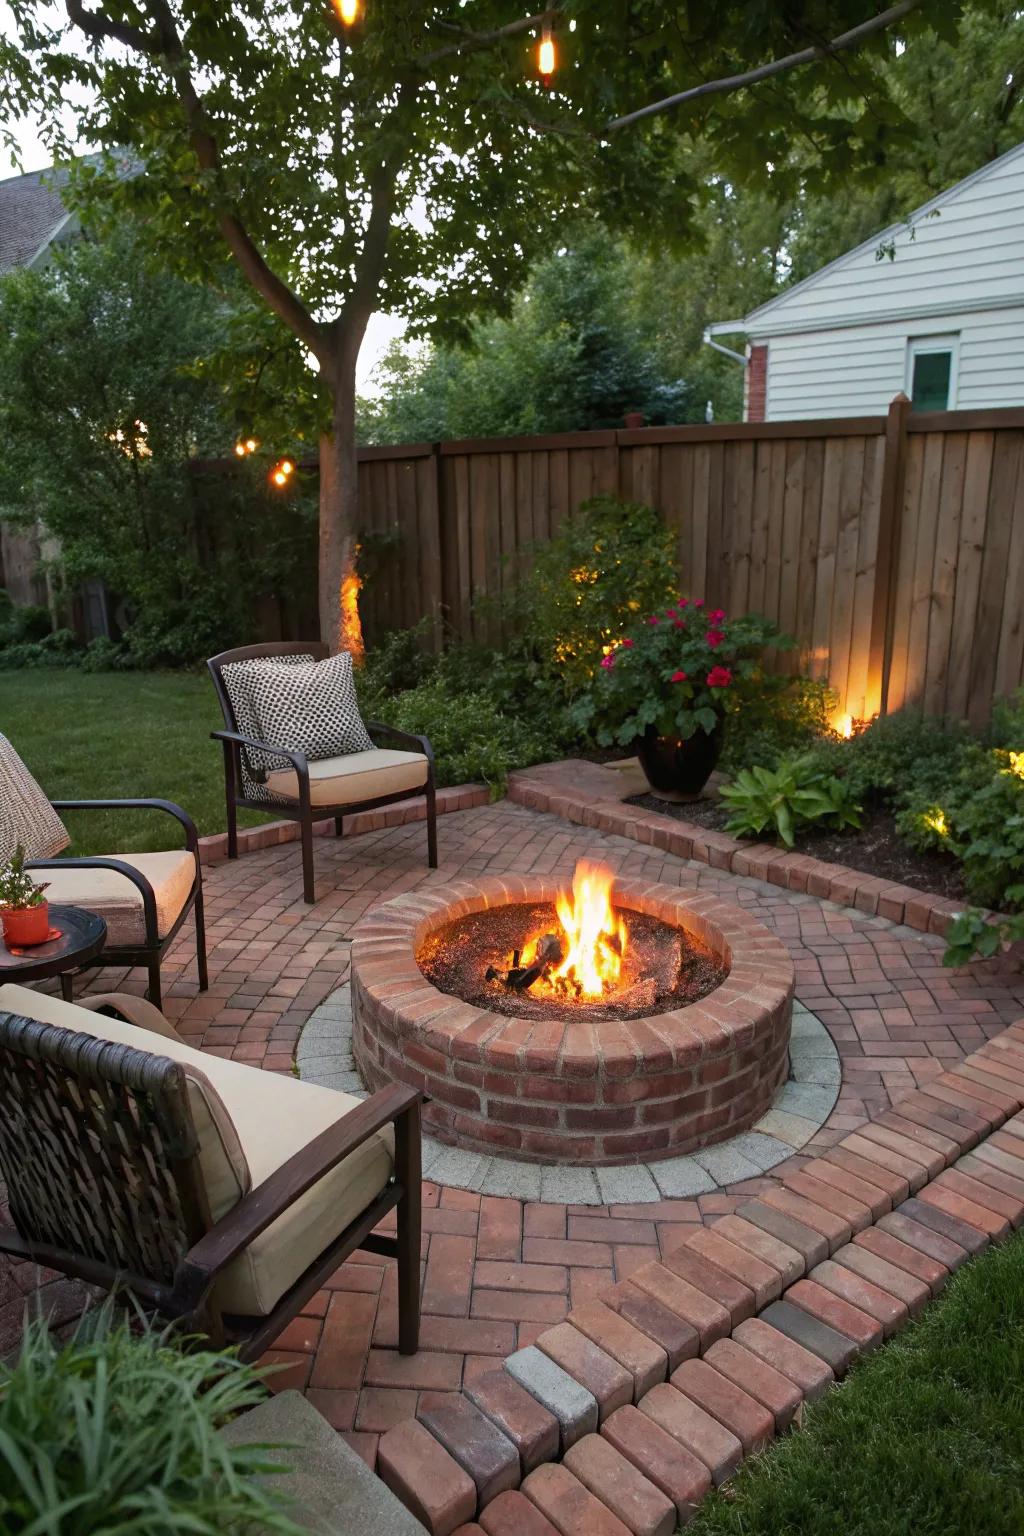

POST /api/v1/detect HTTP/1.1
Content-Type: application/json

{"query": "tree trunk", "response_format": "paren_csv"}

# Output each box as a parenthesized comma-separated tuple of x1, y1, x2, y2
(318, 359, 364, 660)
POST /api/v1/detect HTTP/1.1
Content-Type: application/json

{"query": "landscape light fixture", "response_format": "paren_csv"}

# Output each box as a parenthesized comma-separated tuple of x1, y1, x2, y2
(538, 20, 556, 83)
(334, 0, 361, 25)
(271, 457, 296, 488)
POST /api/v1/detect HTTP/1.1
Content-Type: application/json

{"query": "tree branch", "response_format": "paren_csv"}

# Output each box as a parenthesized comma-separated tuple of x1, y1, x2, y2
(604, 0, 922, 132)
(417, 9, 554, 70)
(64, 0, 326, 360)
(64, 0, 158, 55)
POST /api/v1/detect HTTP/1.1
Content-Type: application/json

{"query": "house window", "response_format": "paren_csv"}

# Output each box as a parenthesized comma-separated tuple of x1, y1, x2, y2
(907, 335, 958, 412)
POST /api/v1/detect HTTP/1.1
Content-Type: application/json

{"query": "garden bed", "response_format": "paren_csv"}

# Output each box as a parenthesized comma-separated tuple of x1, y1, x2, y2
(626, 793, 969, 904)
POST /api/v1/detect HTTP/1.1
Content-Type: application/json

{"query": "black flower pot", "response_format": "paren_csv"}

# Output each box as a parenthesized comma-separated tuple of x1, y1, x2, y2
(635, 720, 724, 798)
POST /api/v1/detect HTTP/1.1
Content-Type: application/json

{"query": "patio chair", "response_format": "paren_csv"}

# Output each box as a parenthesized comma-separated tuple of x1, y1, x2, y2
(0, 732, 207, 1010)
(0, 983, 422, 1360)
(207, 642, 437, 904)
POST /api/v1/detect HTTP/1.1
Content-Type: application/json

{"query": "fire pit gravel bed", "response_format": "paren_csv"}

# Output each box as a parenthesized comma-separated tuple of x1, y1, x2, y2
(351, 869, 795, 1166)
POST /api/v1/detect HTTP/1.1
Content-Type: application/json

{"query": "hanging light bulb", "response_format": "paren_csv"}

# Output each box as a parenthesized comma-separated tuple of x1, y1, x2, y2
(234, 441, 247, 457)
(244, 436, 258, 453)
(272, 468, 288, 487)
(538, 22, 556, 83)
(279, 458, 295, 476)
(334, 0, 361, 25)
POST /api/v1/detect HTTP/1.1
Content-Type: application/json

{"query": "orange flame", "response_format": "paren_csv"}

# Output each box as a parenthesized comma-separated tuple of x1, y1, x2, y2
(340, 564, 365, 666)
(548, 861, 627, 997)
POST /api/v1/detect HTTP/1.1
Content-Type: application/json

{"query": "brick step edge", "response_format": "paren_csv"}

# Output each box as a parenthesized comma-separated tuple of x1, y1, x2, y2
(506, 763, 997, 938)
(197, 784, 491, 865)
(376, 1023, 1024, 1536)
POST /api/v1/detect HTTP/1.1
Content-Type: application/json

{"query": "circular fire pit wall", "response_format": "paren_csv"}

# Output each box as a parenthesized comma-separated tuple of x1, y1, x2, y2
(351, 876, 794, 1166)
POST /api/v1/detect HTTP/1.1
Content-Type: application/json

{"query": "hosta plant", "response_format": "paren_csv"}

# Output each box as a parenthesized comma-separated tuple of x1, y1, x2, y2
(720, 754, 862, 849)
(574, 599, 791, 747)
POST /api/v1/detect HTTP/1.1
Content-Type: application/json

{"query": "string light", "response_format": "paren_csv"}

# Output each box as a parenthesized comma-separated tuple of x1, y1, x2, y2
(270, 457, 296, 488)
(279, 458, 295, 476)
(235, 436, 259, 457)
(538, 21, 556, 83)
(272, 468, 288, 487)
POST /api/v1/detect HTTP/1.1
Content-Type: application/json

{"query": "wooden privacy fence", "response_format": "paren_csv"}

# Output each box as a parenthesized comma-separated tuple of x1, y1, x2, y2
(356, 398, 1024, 728)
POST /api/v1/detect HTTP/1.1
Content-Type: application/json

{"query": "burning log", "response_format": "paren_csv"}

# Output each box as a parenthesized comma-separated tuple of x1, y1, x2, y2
(486, 932, 563, 993)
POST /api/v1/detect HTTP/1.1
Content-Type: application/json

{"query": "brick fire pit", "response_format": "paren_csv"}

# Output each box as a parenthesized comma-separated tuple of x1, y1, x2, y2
(350, 875, 794, 1164)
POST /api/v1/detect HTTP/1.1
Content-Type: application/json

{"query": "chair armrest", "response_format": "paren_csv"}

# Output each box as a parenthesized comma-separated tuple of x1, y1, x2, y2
(364, 720, 434, 762)
(51, 798, 200, 854)
(27, 856, 159, 939)
(75, 991, 182, 1041)
(210, 729, 310, 777)
(178, 1083, 422, 1281)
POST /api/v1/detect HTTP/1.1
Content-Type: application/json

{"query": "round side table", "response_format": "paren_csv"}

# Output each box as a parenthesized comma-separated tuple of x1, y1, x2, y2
(0, 904, 107, 1001)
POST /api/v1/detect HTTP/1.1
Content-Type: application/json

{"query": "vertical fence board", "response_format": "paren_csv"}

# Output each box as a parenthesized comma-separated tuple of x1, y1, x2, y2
(945, 431, 994, 719)
(967, 431, 1023, 726)
(993, 438, 1024, 703)
(923, 432, 967, 716)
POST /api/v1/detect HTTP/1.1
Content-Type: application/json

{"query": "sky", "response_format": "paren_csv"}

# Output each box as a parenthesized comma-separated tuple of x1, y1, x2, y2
(0, 1, 404, 391)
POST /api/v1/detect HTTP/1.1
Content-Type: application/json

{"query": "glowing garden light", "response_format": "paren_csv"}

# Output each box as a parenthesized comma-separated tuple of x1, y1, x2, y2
(272, 468, 288, 487)
(280, 458, 295, 475)
(334, 0, 361, 25)
(538, 22, 556, 83)
(234, 442, 246, 457)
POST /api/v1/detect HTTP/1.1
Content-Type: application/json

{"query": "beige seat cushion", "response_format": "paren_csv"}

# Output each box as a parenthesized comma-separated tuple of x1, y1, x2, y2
(0, 984, 393, 1319)
(265, 748, 428, 807)
(40, 850, 196, 946)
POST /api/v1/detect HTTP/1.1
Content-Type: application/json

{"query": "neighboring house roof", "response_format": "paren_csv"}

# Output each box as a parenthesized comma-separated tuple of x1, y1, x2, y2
(708, 137, 1024, 341)
(0, 162, 77, 274)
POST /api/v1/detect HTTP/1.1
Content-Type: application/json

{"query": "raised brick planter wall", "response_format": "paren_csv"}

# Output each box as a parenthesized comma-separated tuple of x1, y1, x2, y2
(350, 875, 794, 1165)
(507, 762, 978, 938)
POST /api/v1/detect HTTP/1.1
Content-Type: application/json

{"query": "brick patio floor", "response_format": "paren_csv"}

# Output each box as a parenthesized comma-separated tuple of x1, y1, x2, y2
(3, 796, 1023, 1472)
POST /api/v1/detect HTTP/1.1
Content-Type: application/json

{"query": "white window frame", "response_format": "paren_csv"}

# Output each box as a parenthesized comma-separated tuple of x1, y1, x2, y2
(905, 333, 960, 411)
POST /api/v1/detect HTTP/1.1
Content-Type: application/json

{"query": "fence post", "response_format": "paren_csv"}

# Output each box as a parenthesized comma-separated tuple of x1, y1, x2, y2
(866, 393, 910, 718)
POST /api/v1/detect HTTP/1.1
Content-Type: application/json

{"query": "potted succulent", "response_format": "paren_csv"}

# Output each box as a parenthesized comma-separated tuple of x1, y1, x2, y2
(0, 843, 51, 948)
(580, 599, 789, 797)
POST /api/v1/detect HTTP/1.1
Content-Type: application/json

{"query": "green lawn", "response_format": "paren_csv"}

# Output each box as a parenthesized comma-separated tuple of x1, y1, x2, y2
(0, 669, 274, 853)
(689, 1233, 1024, 1536)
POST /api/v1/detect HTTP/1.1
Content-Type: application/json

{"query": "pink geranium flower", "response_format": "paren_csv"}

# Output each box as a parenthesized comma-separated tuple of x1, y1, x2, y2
(708, 608, 726, 625)
(600, 653, 615, 669)
(693, 598, 705, 608)
(647, 615, 660, 625)
(707, 665, 732, 687)
(672, 619, 684, 629)
(620, 637, 634, 648)
(671, 669, 688, 682)
(706, 629, 725, 648)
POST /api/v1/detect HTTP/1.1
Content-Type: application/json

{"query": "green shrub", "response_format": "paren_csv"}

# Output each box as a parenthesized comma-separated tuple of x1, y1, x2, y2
(0, 1304, 303, 1535)
(720, 673, 835, 771)
(372, 678, 549, 793)
(820, 710, 972, 809)
(720, 754, 862, 849)
(497, 494, 678, 698)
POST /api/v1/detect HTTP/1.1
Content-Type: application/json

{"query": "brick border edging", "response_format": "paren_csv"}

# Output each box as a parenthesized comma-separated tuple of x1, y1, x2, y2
(195, 783, 491, 866)
(377, 1019, 1024, 1535)
(507, 764, 975, 938)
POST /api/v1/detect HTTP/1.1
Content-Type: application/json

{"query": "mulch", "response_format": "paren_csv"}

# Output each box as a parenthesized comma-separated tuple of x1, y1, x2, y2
(625, 793, 970, 904)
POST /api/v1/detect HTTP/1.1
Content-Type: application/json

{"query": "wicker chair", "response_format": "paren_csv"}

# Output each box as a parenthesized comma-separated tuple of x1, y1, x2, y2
(0, 733, 207, 1010)
(0, 984, 422, 1360)
(207, 642, 438, 905)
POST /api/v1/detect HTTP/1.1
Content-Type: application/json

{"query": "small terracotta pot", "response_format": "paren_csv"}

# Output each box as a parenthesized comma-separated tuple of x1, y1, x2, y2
(2, 901, 50, 948)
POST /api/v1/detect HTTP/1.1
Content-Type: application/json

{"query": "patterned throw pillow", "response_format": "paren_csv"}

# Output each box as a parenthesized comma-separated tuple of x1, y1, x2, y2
(0, 732, 70, 862)
(250, 652, 374, 763)
(221, 653, 315, 803)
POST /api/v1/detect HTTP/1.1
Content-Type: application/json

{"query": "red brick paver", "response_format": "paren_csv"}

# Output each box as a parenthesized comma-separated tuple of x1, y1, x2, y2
(3, 793, 1024, 1489)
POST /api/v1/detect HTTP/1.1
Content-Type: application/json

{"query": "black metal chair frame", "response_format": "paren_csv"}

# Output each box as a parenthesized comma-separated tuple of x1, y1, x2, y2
(207, 642, 437, 904)
(27, 799, 208, 1012)
(0, 1006, 422, 1361)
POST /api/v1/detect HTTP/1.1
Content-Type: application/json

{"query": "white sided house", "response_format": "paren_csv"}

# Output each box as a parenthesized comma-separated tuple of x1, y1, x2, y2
(706, 140, 1024, 422)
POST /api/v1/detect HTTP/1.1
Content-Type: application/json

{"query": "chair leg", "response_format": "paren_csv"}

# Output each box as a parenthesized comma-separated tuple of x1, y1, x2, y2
(223, 743, 239, 861)
(226, 794, 238, 861)
(300, 814, 316, 904)
(334, 815, 344, 839)
(146, 960, 163, 1012)
(426, 778, 438, 870)
(193, 882, 209, 993)
(395, 1099, 422, 1356)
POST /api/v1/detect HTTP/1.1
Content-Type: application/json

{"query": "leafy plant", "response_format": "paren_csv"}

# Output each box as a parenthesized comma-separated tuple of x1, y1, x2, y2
(0, 1304, 304, 1535)
(497, 495, 679, 700)
(0, 844, 48, 910)
(720, 755, 862, 849)
(371, 678, 549, 795)
(577, 597, 791, 749)
(944, 902, 1024, 969)
(719, 674, 836, 772)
